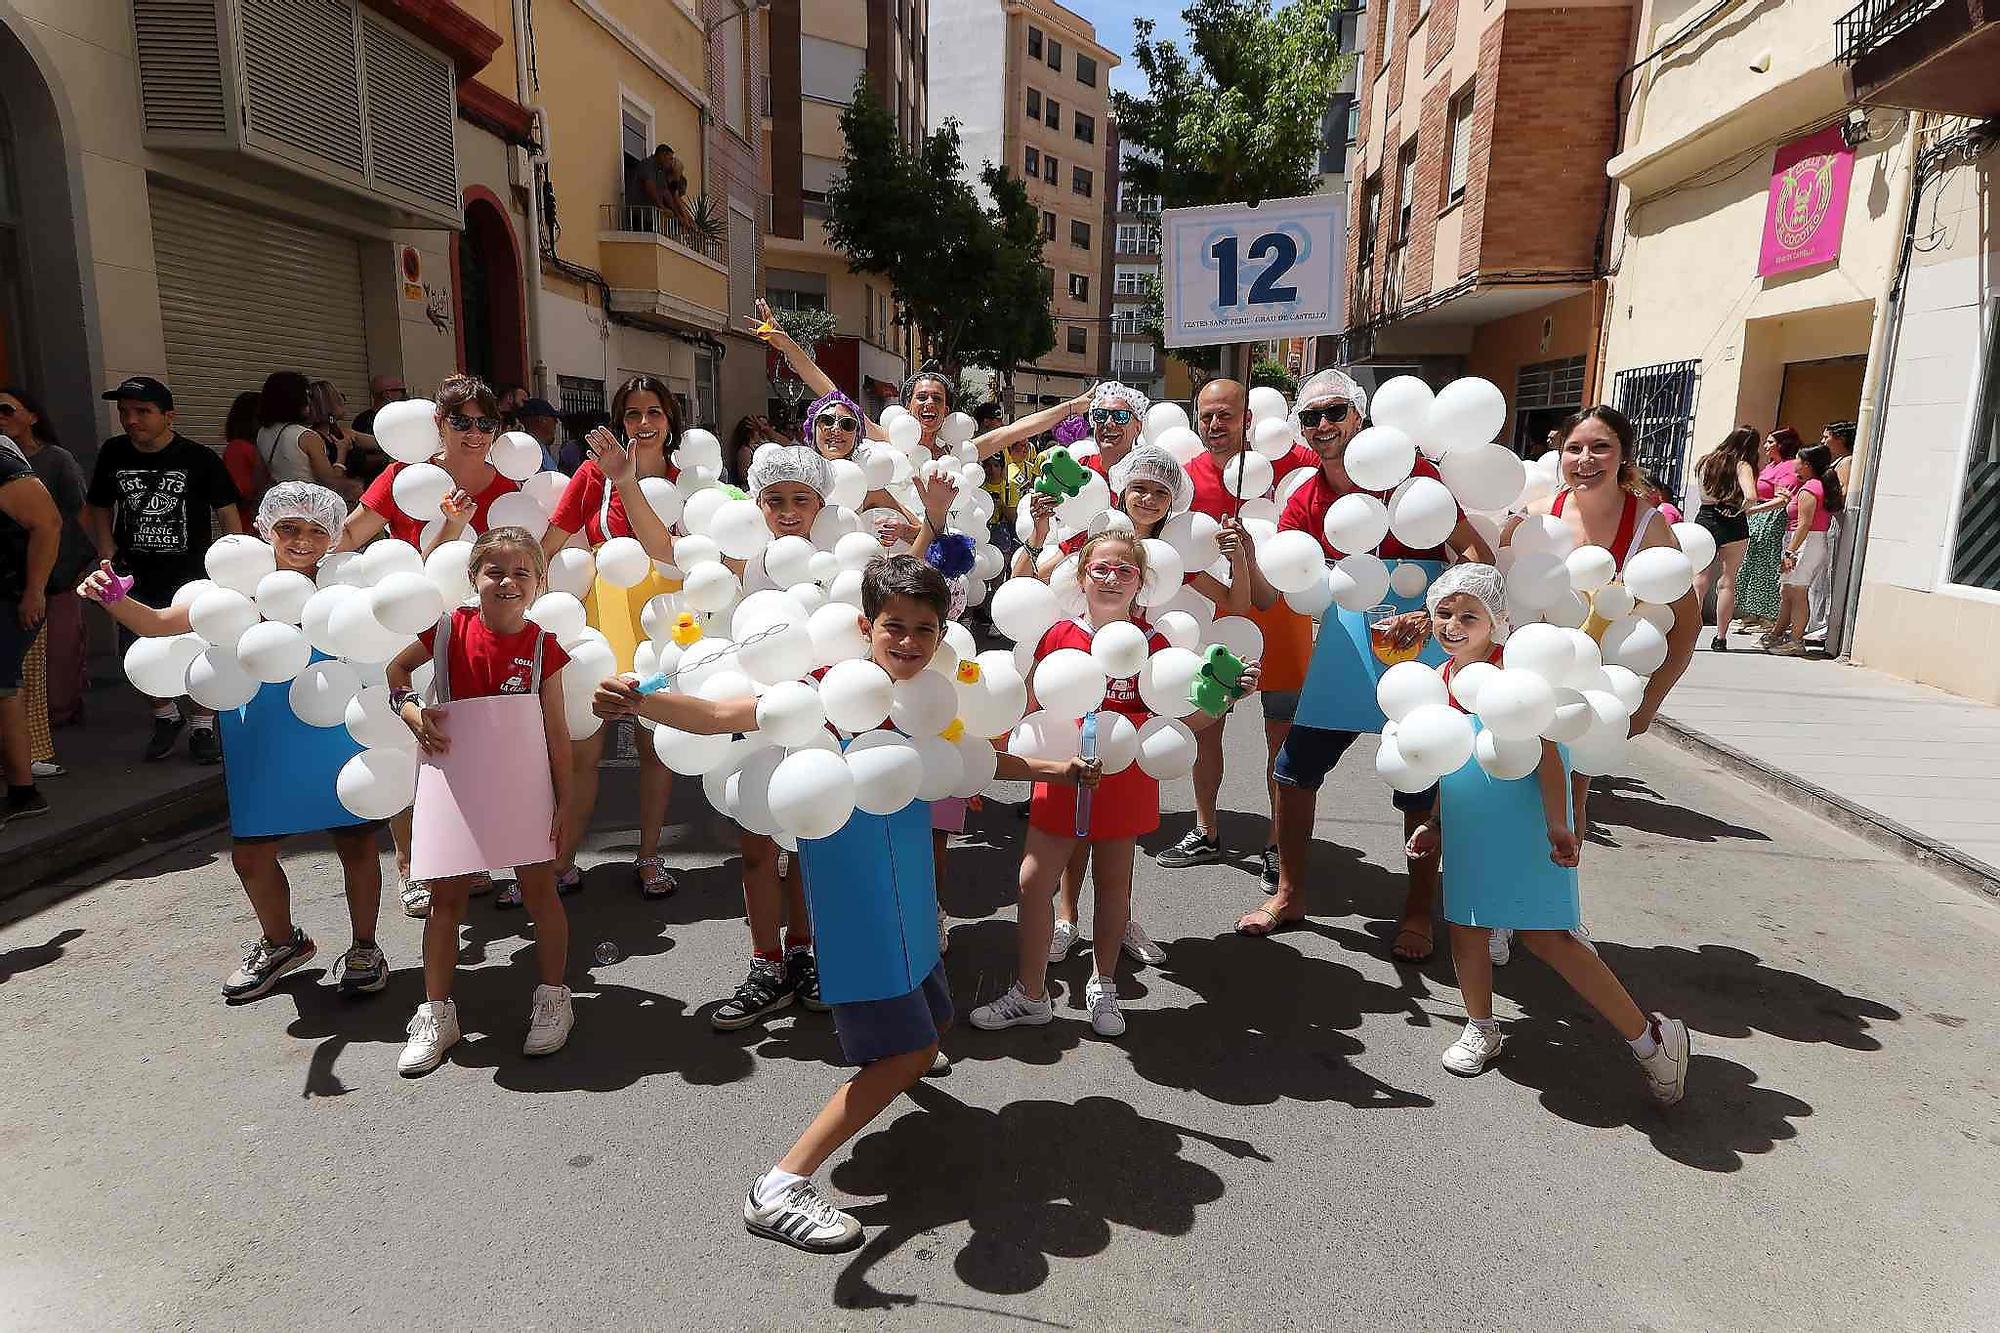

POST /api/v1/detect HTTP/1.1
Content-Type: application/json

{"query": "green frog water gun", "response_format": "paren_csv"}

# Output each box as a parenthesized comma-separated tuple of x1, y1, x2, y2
(1033, 446, 1092, 500)
(1189, 645, 1251, 717)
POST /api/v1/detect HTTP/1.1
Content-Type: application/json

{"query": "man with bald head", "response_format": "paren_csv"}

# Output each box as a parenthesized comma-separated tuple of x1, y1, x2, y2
(1155, 379, 1321, 890)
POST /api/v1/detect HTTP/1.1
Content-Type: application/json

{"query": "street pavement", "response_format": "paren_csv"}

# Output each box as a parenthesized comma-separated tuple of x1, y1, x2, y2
(3, 715, 1997, 1332)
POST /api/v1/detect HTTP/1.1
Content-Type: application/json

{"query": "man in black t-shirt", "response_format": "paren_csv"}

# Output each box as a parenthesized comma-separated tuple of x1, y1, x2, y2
(83, 376, 242, 764)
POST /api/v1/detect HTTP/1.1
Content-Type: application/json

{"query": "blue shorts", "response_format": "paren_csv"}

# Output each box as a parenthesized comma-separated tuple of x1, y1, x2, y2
(1274, 722, 1437, 814)
(831, 961, 952, 1065)
(1261, 689, 1299, 724)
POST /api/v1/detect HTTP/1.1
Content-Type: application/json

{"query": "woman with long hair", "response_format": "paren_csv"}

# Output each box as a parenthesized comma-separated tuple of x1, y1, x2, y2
(254, 372, 359, 500)
(1692, 426, 1761, 652)
(0, 387, 91, 770)
(1768, 444, 1844, 655)
(220, 391, 269, 527)
(1735, 427, 1803, 631)
(541, 375, 685, 900)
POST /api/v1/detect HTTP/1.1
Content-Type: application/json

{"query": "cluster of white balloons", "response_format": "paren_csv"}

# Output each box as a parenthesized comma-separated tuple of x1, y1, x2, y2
(367, 398, 573, 545)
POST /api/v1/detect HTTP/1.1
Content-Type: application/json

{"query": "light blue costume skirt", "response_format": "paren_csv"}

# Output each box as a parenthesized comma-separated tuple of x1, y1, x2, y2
(1438, 723, 1580, 931)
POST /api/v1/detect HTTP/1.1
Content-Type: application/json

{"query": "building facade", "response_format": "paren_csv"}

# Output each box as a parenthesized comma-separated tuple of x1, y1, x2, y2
(1108, 156, 1164, 403)
(1343, 0, 1631, 453)
(929, 0, 1115, 410)
(761, 0, 924, 416)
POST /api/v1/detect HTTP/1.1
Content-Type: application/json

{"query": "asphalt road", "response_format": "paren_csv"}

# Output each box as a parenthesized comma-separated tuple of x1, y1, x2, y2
(4, 717, 1997, 1331)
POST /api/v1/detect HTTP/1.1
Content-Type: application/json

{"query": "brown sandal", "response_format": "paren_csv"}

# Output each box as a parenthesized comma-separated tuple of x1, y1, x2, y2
(1390, 920, 1434, 963)
(1236, 901, 1306, 936)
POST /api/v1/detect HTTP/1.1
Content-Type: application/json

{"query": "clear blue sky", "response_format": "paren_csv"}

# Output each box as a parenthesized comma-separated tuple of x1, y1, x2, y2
(1079, 2, 1191, 99)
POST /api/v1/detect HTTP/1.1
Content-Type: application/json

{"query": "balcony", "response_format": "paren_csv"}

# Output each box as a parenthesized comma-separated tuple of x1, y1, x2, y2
(597, 204, 730, 333)
(1838, 0, 2000, 117)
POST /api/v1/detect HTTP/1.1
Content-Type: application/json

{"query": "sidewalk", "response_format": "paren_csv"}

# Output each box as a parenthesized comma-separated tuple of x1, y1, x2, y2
(2, 686, 227, 898)
(1652, 644, 2000, 893)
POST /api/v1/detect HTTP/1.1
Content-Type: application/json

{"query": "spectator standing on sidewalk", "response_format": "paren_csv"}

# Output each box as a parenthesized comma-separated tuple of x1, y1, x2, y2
(220, 391, 271, 526)
(514, 397, 569, 473)
(1736, 427, 1802, 632)
(1, 389, 93, 776)
(1808, 420, 1856, 642)
(1770, 444, 1843, 656)
(82, 376, 242, 764)
(255, 372, 360, 500)
(0, 427, 59, 825)
(1691, 426, 1761, 653)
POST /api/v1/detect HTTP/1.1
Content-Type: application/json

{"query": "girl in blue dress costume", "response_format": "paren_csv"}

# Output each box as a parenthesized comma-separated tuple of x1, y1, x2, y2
(1406, 565, 1691, 1105)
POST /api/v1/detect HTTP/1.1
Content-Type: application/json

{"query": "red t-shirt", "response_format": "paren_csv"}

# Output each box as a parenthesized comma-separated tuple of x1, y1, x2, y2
(1278, 457, 1453, 561)
(416, 606, 570, 700)
(1033, 617, 1170, 722)
(548, 460, 678, 545)
(1185, 443, 1319, 521)
(1441, 646, 1505, 713)
(362, 461, 519, 546)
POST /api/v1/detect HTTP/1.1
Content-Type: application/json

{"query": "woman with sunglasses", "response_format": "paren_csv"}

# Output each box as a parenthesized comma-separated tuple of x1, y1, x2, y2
(340, 375, 520, 555)
(797, 388, 917, 527)
(972, 532, 1260, 1039)
(540, 375, 688, 901)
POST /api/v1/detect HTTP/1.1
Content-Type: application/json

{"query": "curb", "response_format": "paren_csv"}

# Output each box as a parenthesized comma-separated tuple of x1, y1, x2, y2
(1649, 715, 2000, 900)
(4, 775, 230, 904)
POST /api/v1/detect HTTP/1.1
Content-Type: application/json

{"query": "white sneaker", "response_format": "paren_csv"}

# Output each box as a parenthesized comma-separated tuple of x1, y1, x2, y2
(398, 999, 460, 1076)
(1570, 925, 1598, 956)
(1047, 917, 1079, 963)
(1443, 1022, 1505, 1076)
(938, 907, 951, 956)
(1488, 928, 1513, 966)
(743, 1175, 863, 1252)
(969, 982, 1054, 1030)
(1639, 1014, 1690, 1106)
(1085, 975, 1125, 1037)
(1120, 919, 1166, 966)
(524, 983, 574, 1056)
(400, 879, 431, 919)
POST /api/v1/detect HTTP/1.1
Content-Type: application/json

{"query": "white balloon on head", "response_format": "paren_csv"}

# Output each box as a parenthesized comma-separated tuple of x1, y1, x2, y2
(1475, 727, 1543, 780)
(1329, 552, 1391, 612)
(1369, 376, 1435, 438)
(1427, 377, 1507, 455)
(1440, 443, 1526, 513)
(1476, 668, 1557, 740)
(1377, 659, 1448, 722)
(1325, 492, 1390, 555)
(488, 431, 544, 482)
(290, 657, 364, 726)
(189, 588, 261, 651)
(337, 747, 418, 819)
(255, 569, 317, 625)
(373, 400, 443, 464)
(205, 535, 276, 596)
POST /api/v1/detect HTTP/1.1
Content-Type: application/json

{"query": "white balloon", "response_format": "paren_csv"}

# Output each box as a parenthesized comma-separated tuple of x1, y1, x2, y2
(1208, 615, 1265, 663)
(1590, 582, 1636, 623)
(1285, 570, 1336, 619)
(890, 670, 958, 736)
(1090, 621, 1150, 678)
(1440, 443, 1526, 513)
(1138, 647, 1202, 717)
(527, 592, 587, 643)
(1600, 664, 1647, 713)
(205, 535, 277, 596)
(955, 662, 1029, 738)
(767, 748, 857, 840)
(593, 536, 650, 589)
(1251, 416, 1296, 460)
(806, 601, 869, 666)
(519, 470, 568, 517)
(1544, 589, 1593, 629)
(1388, 560, 1432, 600)
(1137, 538, 1185, 608)
(834, 531, 885, 573)
(737, 620, 816, 687)
(1505, 550, 1572, 615)
(1369, 376, 1435, 437)
(681, 562, 741, 612)
(912, 733, 963, 801)
(488, 431, 544, 482)
(952, 734, 998, 798)
(1153, 610, 1201, 652)
(1375, 731, 1435, 794)
(1387, 476, 1459, 552)
(1503, 622, 1577, 684)
(336, 747, 418, 819)
(1600, 614, 1670, 675)
(1153, 426, 1205, 465)
(1562, 629, 1604, 687)
(1449, 660, 1500, 712)
(485, 490, 550, 539)
(172, 579, 217, 609)
(1247, 385, 1288, 423)
(1135, 715, 1198, 780)
(1145, 402, 1190, 439)
(1034, 648, 1107, 721)
(1258, 530, 1326, 595)
(369, 571, 446, 636)
(1566, 546, 1617, 594)
(1476, 668, 1557, 741)
(676, 427, 725, 471)
(254, 569, 317, 625)
(1624, 547, 1695, 606)
(1157, 512, 1221, 572)
(1220, 449, 1273, 501)
(651, 723, 735, 775)
(1671, 521, 1716, 575)
(1324, 492, 1391, 556)
(1087, 710, 1139, 776)
(1510, 513, 1577, 559)
(390, 463, 454, 524)
(372, 400, 442, 464)
(1377, 659, 1448, 722)
(1397, 703, 1474, 775)
(1475, 727, 1543, 780)
(188, 588, 261, 651)
(182, 643, 256, 712)
(711, 500, 771, 562)
(125, 633, 206, 699)
(1008, 709, 1080, 762)
(1544, 687, 1595, 743)
(1345, 426, 1418, 492)
(1427, 377, 1507, 454)
(844, 730, 926, 814)
(235, 621, 311, 683)
(300, 585, 357, 656)
(359, 539, 425, 585)
(326, 594, 407, 664)
(990, 577, 1062, 646)
(761, 535, 816, 589)
(541, 546, 594, 600)
(1325, 551, 1388, 613)
(342, 683, 412, 751)
(821, 658, 894, 733)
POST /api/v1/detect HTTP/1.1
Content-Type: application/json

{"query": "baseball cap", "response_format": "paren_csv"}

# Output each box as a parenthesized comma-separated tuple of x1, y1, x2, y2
(103, 376, 174, 410)
(516, 396, 559, 419)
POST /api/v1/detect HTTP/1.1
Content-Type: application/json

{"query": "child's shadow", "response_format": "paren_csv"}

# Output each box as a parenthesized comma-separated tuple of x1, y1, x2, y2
(0, 927, 84, 984)
(828, 1086, 1264, 1309)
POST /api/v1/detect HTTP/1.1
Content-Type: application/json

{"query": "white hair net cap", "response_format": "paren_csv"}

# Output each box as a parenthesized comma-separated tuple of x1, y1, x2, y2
(1292, 366, 1369, 428)
(748, 444, 833, 501)
(256, 481, 348, 538)
(1425, 562, 1508, 631)
(1089, 380, 1152, 422)
(1108, 444, 1194, 517)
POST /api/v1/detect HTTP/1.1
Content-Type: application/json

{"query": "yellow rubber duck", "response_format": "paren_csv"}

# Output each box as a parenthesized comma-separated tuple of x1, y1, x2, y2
(670, 612, 704, 647)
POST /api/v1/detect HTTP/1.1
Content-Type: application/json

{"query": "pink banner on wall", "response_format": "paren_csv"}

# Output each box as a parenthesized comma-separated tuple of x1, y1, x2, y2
(1758, 125, 1854, 277)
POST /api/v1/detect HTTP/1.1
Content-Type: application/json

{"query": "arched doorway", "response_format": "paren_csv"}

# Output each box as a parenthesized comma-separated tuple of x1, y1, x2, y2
(453, 190, 525, 388)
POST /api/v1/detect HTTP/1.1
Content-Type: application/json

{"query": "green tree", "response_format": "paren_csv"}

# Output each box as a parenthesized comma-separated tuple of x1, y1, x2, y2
(1114, 0, 1352, 380)
(958, 164, 1056, 405)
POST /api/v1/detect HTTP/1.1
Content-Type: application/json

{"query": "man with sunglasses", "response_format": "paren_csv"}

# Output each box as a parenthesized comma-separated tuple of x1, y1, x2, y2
(1076, 381, 1149, 479)
(1156, 379, 1322, 883)
(1234, 367, 1492, 959)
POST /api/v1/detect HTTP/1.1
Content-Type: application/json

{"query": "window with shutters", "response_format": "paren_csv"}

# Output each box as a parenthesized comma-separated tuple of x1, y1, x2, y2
(1445, 87, 1474, 207)
(1949, 299, 2000, 592)
(1394, 140, 1416, 244)
(801, 153, 842, 218)
(1068, 325, 1088, 355)
(721, 15, 749, 136)
(801, 35, 867, 104)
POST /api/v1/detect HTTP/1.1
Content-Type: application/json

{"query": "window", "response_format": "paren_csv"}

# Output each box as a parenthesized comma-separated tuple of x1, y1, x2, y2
(1068, 325, 1088, 355)
(1070, 219, 1091, 249)
(1612, 360, 1702, 500)
(1044, 154, 1059, 184)
(801, 35, 867, 104)
(1072, 166, 1093, 198)
(1112, 342, 1154, 374)
(1381, 0, 1398, 63)
(1048, 38, 1062, 71)
(1027, 87, 1041, 119)
(1118, 187, 1161, 215)
(1394, 140, 1416, 243)
(1357, 172, 1382, 309)
(1445, 87, 1474, 206)
(558, 374, 606, 421)
(1114, 266, 1146, 296)
(1042, 210, 1057, 239)
(1320, 94, 1353, 177)
(1950, 300, 2000, 591)
(1075, 111, 1095, 144)
(720, 21, 748, 136)
(1068, 273, 1089, 302)
(1025, 145, 1041, 176)
(800, 153, 842, 218)
(1027, 26, 1042, 59)
(620, 101, 651, 209)
(1116, 222, 1158, 254)
(1077, 53, 1097, 87)
(1046, 97, 1061, 129)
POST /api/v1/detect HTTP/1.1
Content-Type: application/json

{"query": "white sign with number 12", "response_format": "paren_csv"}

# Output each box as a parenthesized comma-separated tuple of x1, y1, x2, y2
(1160, 194, 1347, 348)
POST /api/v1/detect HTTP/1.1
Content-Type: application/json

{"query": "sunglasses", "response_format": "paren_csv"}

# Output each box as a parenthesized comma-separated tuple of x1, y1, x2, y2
(816, 413, 860, 433)
(1085, 561, 1141, 587)
(1297, 403, 1352, 428)
(1089, 408, 1136, 426)
(446, 412, 501, 433)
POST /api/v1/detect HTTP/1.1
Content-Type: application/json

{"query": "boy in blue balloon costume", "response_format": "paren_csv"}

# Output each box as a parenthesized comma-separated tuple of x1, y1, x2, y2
(594, 555, 1099, 1254)
(77, 483, 386, 1004)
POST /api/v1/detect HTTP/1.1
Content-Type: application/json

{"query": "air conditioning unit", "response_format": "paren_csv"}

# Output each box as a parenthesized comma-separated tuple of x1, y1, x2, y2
(133, 0, 461, 227)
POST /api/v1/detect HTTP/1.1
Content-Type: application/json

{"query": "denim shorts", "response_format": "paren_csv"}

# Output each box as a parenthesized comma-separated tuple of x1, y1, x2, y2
(1260, 689, 1299, 724)
(1273, 722, 1437, 813)
(831, 961, 952, 1065)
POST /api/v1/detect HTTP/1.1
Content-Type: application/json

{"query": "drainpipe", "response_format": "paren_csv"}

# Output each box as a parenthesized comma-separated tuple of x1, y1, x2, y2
(513, 0, 548, 397)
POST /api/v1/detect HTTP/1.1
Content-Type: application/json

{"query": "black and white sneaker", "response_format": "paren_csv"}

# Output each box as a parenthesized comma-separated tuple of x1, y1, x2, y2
(1157, 829, 1223, 867)
(143, 712, 186, 761)
(711, 958, 794, 1031)
(787, 949, 830, 1012)
(1259, 844, 1279, 891)
(186, 725, 222, 766)
(332, 942, 389, 996)
(743, 1175, 863, 1253)
(221, 928, 316, 1001)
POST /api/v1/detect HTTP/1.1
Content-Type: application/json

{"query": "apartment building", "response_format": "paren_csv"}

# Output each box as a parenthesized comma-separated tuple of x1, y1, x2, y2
(761, 0, 926, 413)
(930, 0, 1116, 410)
(1342, 0, 1633, 454)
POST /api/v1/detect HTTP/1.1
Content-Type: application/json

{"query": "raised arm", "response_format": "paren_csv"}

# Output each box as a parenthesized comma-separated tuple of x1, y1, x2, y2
(586, 427, 678, 565)
(743, 299, 866, 433)
(967, 394, 1091, 461)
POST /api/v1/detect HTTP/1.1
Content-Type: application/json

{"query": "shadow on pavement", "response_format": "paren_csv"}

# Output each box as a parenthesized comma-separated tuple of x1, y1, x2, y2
(827, 1086, 1262, 1310)
(1583, 775, 1772, 847)
(0, 927, 84, 984)
(1588, 940, 1901, 1051)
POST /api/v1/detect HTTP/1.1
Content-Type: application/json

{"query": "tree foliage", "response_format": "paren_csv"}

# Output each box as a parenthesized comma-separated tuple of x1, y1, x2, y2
(825, 80, 1053, 379)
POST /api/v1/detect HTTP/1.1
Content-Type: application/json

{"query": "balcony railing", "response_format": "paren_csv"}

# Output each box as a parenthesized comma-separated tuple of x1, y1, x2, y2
(1836, 0, 1944, 62)
(600, 203, 726, 263)
(1112, 360, 1157, 378)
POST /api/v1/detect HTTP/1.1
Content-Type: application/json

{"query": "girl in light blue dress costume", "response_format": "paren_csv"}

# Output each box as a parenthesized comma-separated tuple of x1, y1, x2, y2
(1406, 564, 1692, 1106)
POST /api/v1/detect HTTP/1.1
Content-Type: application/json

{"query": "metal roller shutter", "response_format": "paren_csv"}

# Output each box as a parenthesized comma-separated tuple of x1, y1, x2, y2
(149, 185, 372, 444)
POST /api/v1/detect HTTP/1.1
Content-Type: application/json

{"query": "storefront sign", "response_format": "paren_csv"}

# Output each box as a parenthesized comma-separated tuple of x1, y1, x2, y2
(1161, 195, 1345, 348)
(1758, 126, 1853, 277)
